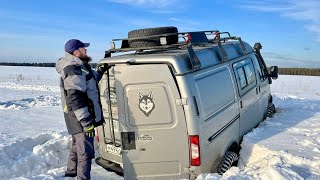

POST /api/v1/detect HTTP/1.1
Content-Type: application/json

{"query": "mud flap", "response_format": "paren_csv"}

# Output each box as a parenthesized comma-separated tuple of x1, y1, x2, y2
(95, 157, 123, 176)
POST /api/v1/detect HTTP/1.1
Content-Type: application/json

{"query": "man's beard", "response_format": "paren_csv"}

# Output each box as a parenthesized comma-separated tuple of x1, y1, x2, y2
(79, 55, 92, 63)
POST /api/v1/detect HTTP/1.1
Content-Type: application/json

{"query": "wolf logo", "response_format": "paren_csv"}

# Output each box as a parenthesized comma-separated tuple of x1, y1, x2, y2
(139, 92, 155, 117)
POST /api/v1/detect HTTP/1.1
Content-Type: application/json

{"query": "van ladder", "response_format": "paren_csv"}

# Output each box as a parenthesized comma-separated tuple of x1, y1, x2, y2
(106, 68, 116, 146)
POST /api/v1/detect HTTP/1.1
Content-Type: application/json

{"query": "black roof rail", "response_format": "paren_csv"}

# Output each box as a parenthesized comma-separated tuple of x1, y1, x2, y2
(104, 30, 247, 70)
(108, 30, 220, 52)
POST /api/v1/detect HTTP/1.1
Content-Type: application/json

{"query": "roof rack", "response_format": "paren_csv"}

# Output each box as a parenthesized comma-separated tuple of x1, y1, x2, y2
(104, 30, 248, 71)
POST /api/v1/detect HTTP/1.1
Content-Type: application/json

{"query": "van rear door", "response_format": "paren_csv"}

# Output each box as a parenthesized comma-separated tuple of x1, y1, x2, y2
(114, 64, 189, 179)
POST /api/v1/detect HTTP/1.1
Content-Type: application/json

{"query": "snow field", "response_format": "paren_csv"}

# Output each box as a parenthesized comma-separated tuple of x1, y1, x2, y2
(0, 66, 319, 179)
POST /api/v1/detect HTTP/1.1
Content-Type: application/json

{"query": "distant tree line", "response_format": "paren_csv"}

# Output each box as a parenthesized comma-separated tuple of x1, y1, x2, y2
(278, 68, 320, 76)
(1, 62, 320, 76)
(0, 62, 56, 67)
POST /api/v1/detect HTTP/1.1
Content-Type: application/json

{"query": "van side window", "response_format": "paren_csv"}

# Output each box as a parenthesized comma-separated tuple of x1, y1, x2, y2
(233, 58, 257, 95)
(236, 67, 247, 89)
(244, 63, 256, 84)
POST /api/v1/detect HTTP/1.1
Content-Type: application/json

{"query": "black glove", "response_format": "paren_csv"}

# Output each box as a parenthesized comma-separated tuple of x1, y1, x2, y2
(81, 118, 95, 137)
(97, 64, 111, 75)
(93, 119, 104, 127)
(83, 124, 95, 137)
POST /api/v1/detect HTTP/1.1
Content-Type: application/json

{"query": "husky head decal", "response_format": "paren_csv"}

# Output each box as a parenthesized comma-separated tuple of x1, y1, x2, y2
(139, 92, 155, 117)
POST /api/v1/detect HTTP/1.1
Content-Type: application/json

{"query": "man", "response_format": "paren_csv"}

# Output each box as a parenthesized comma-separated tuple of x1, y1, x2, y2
(56, 39, 109, 179)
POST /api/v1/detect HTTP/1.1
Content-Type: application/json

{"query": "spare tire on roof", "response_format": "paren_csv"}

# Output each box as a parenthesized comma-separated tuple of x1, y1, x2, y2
(128, 26, 178, 48)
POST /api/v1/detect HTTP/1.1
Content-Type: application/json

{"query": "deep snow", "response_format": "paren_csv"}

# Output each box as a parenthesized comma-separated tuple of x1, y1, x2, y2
(0, 66, 319, 180)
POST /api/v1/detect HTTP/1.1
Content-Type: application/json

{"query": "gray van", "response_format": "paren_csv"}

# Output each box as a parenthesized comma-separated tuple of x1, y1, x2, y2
(95, 26, 278, 180)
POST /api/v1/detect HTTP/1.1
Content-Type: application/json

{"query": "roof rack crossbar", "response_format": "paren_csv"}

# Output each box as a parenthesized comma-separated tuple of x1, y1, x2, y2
(210, 35, 249, 59)
(234, 37, 247, 55)
(211, 36, 237, 43)
(186, 44, 201, 70)
(217, 40, 228, 61)
(217, 32, 231, 37)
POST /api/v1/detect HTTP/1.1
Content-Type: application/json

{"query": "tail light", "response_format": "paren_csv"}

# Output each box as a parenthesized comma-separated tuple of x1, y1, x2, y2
(189, 135, 201, 166)
(96, 128, 100, 142)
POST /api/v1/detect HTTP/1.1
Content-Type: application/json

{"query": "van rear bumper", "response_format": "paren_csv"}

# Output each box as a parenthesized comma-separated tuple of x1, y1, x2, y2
(95, 157, 124, 176)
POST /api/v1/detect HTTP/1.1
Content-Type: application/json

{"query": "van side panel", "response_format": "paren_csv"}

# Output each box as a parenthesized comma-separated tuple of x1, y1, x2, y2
(187, 64, 240, 173)
(195, 68, 235, 120)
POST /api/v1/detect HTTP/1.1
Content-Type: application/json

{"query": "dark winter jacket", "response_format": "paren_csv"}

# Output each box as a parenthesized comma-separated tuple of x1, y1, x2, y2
(56, 53, 104, 135)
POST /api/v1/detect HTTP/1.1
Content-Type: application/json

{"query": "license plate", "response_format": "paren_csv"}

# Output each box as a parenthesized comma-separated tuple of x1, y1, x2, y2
(106, 144, 121, 156)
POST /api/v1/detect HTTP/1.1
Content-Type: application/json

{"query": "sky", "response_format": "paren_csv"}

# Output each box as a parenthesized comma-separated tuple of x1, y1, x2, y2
(0, 0, 319, 68)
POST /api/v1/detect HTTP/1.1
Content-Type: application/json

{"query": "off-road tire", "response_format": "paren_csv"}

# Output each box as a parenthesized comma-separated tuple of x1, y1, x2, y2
(266, 103, 275, 118)
(128, 26, 178, 48)
(217, 151, 239, 175)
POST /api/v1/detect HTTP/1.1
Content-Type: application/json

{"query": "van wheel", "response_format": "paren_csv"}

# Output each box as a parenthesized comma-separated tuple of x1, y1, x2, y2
(266, 103, 275, 118)
(217, 151, 238, 175)
(128, 26, 178, 48)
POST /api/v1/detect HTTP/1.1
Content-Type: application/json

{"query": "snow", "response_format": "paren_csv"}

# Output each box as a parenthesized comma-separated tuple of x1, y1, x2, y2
(0, 66, 319, 180)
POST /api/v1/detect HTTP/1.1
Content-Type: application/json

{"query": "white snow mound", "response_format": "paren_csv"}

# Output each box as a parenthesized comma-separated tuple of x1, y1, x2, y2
(0, 131, 70, 179)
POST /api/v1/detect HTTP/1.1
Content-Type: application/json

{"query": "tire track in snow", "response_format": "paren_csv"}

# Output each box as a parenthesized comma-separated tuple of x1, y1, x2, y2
(0, 82, 60, 92)
(0, 95, 61, 110)
(235, 96, 320, 179)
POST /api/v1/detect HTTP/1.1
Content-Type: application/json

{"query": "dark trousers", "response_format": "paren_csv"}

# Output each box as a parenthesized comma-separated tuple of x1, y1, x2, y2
(66, 132, 95, 180)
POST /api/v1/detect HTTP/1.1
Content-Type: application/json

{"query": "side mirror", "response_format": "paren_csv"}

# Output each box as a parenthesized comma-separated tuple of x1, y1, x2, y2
(269, 66, 278, 80)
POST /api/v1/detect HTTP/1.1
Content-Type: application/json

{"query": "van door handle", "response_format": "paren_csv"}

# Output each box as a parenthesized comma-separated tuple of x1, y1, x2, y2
(121, 132, 136, 150)
(256, 87, 259, 94)
(240, 101, 243, 108)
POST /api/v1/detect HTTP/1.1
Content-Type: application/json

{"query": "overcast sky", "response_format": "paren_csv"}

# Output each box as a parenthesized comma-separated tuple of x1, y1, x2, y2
(0, 0, 319, 67)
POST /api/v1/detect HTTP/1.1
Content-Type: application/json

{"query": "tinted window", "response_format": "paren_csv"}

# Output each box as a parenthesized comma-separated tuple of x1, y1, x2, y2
(236, 67, 247, 89)
(244, 63, 256, 84)
(233, 58, 257, 95)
